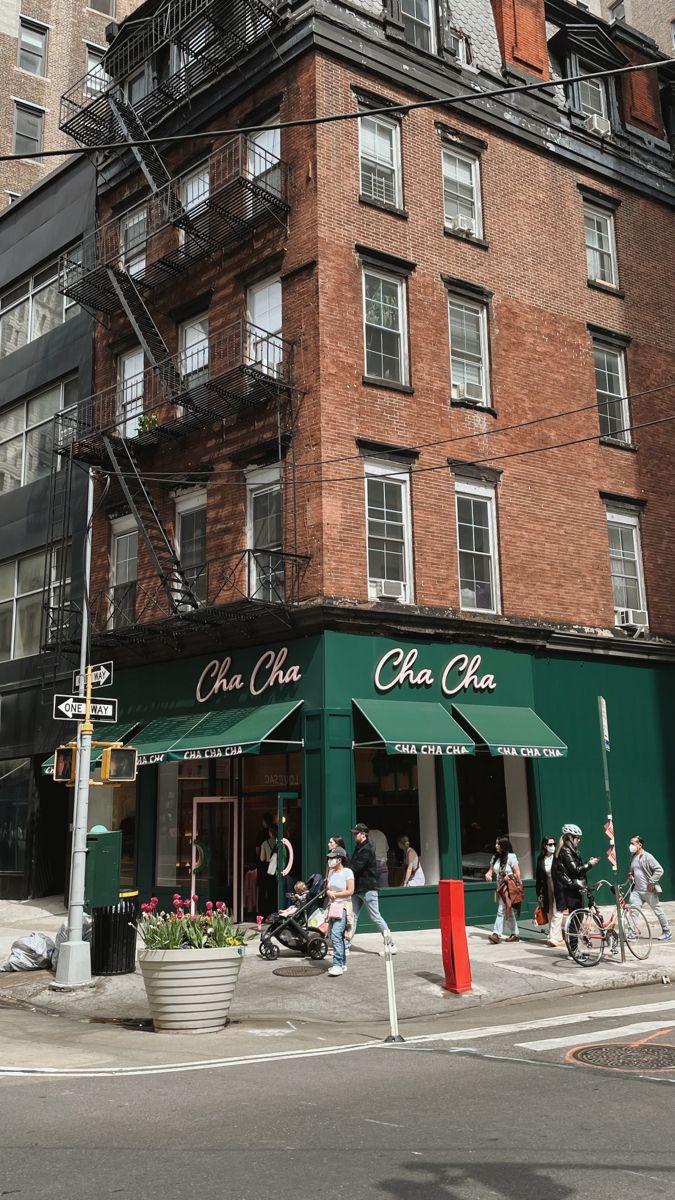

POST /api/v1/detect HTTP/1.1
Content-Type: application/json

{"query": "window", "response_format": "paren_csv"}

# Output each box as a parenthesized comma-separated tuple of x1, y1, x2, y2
(363, 269, 408, 385)
(0, 758, 31, 875)
(247, 276, 282, 376)
(127, 66, 150, 105)
(354, 751, 441, 887)
(0, 378, 78, 496)
(0, 548, 70, 662)
(175, 490, 207, 605)
(85, 46, 109, 96)
(110, 519, 138, 629)
(594, 342, 629, 442)
(179, 316, 209, 389)
(606, 510, 647, 624)
(0, 254, 80, 358)
(247, 123, 281, 197)
(365, 461, 413, 603)
(455, 480, 500, 613)
(447, 31, 468, 63)
(359, 113, 402, 208)
(181, 164, 209, 213)
(400, 0, 435, 53)
(88, 0, 115, 13)
(448, 295, 489, 405)
(584, 204, 617, 286)
(120, 206, 146, 277)
(578, 62, 607, 119)
(457, 755, 533, 881)
(246, 466, 284, 602)
(18, 21, 48, 76)
(13, 103, 43, 159)
(442, 148, 482, 236)
(609, 2, 625, 22)
(117, 349, 144, 438)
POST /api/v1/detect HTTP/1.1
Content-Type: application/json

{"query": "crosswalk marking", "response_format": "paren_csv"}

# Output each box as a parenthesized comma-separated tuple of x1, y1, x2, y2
(517, 1019, 675, 1052)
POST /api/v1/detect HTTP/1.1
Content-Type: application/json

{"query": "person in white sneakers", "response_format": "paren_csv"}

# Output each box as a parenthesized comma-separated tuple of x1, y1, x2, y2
(325, 847, 354, 976)
(629, 835, 672, 942)
(349, 824, 397, 956)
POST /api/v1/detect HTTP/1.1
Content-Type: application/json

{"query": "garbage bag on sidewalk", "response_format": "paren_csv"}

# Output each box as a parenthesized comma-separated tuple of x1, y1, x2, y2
(0, 931, 56, 972)
(51, 914, 92, 971)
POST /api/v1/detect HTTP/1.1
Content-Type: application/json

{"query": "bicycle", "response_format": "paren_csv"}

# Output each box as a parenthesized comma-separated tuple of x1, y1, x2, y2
(564, 879, 652, 966)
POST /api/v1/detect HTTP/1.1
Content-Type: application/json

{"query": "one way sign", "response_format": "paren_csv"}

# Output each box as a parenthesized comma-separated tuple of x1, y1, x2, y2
(53, 695, 118, 723)
(72, 661, 113, 691)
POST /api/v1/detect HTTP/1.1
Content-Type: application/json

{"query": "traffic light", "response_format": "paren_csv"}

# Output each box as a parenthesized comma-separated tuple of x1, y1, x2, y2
(53, 745, 77, 784)
(100, 746, 138, 784)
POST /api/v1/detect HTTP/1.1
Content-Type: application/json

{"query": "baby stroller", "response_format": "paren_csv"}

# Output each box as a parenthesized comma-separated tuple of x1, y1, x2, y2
(258, 872, 328, 961)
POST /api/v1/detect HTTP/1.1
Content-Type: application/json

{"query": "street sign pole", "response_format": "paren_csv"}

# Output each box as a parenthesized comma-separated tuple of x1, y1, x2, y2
(598, 696, 626, 964)
(55, 470, 94, 989)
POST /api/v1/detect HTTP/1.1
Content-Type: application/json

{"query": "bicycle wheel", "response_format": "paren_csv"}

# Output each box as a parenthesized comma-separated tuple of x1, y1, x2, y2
(622, 905, 652, 960)
(565, 908, 604, 966)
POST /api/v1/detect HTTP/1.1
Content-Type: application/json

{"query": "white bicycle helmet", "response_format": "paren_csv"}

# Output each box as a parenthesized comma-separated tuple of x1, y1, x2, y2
(561, 823, 582, 837)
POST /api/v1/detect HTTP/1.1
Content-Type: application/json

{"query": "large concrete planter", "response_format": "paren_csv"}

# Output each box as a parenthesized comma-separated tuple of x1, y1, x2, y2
(138, 945, 246, 1033)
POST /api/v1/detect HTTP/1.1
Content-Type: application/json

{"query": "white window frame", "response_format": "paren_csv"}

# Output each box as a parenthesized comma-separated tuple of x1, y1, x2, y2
(447, 294, 490, 406)
(584, 203, 618, 287)
(442, 147, 482, 237)
(0, 252, 80, 359)
(606, 509, 647, 626)
(358, 111, 402, 209)
(400, 0, 436, 54)
(117, 348, 144, 438)
(0, 377, 78, 497)
(455, 479, 500, 614)
(364, 459, 414, 604)
(246, 120, 281, 194)
(175, 488, 207, 606)
(0, 547, 70, 663)
(179, 314, 209, 387)
(246, 276, 283, 376)
(18, 19, 48, 77)
(84, 43, 109, 97)
(447, 30, 468, 63)
(578, 61, 608, 120)
(180, 162, 210, 248)
(593, 340, 630, 443)
(109, 516, 138, 630)
(87, 0, 115, 14)
(362, 268, 409, 386)
(245, 464, 284, 602)
(120, 204, 147, 277)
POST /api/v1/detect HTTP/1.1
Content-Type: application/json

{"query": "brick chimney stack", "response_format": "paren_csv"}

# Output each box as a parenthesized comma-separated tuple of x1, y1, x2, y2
(489, 0, 550, 79)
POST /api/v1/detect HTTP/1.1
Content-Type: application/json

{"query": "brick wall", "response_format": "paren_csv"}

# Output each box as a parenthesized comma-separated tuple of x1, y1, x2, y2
(489, 0, 550, 78)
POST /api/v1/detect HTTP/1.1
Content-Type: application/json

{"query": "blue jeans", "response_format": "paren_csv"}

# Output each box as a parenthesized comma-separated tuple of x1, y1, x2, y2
(351, 890, 391, 938)
(494, 899, 518, 938)
(330, 911, 348, 967)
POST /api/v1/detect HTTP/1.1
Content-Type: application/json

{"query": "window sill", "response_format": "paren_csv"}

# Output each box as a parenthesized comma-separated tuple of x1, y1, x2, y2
(359, 195, 409, 220)
(599, 436, 637, 453)
(444, 228, 489, 250)
(587, 279, 625, 298)
(451, 398, 497, 416)
(362, 376, 414, 395)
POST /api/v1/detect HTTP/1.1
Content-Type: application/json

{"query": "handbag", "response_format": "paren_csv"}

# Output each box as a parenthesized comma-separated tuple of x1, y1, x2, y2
(267, 852, 278, 876)
(328, 900, 344, 920)
(533, 903, 548, 926)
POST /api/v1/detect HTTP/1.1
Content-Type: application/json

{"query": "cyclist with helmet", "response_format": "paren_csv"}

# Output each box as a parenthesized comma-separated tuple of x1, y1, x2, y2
(552, 823, 600, 923)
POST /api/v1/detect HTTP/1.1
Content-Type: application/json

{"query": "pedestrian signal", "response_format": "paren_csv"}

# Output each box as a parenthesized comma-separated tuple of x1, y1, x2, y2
(53, 745, 77, 784)
(100, 746, 137, 784)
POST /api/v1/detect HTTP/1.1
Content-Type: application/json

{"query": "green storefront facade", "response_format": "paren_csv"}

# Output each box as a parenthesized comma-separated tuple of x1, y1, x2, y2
(79, 629, 675, 927)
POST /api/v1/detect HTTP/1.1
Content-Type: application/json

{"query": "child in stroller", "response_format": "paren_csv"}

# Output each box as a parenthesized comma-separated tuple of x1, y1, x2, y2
(258, 872, 328, 960)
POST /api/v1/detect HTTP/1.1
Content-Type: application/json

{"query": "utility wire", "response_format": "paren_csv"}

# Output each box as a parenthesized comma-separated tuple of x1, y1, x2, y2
(1, 57, 672, 163)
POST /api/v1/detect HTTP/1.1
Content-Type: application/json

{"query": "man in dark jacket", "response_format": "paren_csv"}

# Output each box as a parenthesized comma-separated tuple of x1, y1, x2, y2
(552, 823, 600, 915)
(349, 824, 397, 954)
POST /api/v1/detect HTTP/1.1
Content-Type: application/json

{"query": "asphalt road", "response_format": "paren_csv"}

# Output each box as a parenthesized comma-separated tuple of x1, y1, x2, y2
(2, 985, 674, 1200)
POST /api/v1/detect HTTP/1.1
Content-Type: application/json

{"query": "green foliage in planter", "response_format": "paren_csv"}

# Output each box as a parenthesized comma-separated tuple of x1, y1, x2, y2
(138, 895, 254, 950)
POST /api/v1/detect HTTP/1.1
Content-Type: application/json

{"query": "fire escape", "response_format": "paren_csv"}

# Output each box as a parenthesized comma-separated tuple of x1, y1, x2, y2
(44, 0, 306, 662)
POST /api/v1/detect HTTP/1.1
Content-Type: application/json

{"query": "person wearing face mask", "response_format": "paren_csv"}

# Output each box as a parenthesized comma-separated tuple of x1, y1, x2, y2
(551, 823, 600, 922)
(325, 846, 354, 976)
(628, 836, 671, 941)
(535, 836, 564, 947)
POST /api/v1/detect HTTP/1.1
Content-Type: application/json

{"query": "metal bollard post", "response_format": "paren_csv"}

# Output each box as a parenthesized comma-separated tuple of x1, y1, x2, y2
(382, 933, 404, 1043)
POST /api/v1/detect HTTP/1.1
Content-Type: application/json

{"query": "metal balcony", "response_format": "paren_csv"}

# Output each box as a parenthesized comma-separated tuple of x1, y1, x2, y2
(54, 322, 294, 464)
(60, 0, 283, 147)
(59, 138, 289, 315)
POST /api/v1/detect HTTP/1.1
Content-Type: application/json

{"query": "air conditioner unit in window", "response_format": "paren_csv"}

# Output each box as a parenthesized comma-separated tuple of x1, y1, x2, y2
(584, 113, 612, 137)
(372, 579, 404, 601)
(615, 607, 649, 632)
(457, 215, 475, 235)
(453, 384, 466, 399)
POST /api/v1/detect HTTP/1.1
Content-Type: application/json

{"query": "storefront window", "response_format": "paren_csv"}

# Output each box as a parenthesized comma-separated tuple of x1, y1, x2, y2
(155, 760, 210, 889)
(0, 757, 30, 873)
(457, 756, 533, 881)
(354, 750, 439, 887)
(87, 769, 137, 888)
(241, 752, 302, 918)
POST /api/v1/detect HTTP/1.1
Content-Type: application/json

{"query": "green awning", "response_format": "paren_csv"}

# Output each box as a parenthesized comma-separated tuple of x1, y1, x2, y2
(134, 701, 303, 765)
(452, 704, 567, 759)
(41, 723, 140, 777)
(352, 698, 475, 757)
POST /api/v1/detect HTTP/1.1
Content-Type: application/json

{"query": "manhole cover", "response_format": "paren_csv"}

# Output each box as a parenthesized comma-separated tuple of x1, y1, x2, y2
(273, 964, 326, 978)
(570, 1043, 675, 1071)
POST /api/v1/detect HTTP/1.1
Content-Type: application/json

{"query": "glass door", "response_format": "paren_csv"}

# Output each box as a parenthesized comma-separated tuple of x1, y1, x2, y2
(190, 797, 238, 918)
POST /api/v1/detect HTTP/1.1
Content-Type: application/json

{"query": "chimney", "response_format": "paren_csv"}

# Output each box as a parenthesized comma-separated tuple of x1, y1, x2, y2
(489, 0, 550, 80)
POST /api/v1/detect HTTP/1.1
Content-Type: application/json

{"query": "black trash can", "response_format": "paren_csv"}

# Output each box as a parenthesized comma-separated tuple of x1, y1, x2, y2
(90, 895, 139, 976)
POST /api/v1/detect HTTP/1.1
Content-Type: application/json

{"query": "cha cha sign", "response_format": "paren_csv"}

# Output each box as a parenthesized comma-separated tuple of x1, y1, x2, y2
(374, 648, 497, 698)
(196, 646, 303, 703)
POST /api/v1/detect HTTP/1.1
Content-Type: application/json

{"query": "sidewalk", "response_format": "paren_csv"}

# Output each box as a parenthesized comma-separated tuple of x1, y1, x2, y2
(1, 896, 673, 1073)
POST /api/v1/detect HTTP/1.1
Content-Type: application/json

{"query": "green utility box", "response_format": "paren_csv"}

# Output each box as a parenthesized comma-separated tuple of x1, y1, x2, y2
(84, 829, 122, 909)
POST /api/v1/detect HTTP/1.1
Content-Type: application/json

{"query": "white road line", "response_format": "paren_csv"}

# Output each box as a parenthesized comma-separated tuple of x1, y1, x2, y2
(517, 1019, 675, 1052)
(365, 1119, 404, 1128)
(495, 962, 593, 986)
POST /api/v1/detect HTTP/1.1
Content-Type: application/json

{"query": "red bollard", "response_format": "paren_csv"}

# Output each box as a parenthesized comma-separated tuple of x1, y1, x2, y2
(439, 879, 472, 994)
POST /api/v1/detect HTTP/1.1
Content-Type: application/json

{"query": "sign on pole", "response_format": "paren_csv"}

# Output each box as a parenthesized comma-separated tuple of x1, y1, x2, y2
(599, 695, 610, 753)
(53, 695, 118, 723)
(73, 661, 113, 691)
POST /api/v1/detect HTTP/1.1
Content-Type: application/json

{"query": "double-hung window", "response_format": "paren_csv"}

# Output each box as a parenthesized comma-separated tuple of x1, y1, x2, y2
(247, 122, 282, 198)
(442, 148, 482, 236)
(85, 45, 109, 97)
(246, 466, 284, 602)
(120, 206, 147, 278)
(606, 510, 647, 626)
(13, 103, 43, 159)
(363, 269, 408, 385)
(175, 490, 207, 605)
(365, 461, 413, 603)
(19, 20, 48, 76)
(247, 276, 282, 376)
(110, 519, 138, 629)
(179, 315, 209, 389)
(400, 0, 436, 53)
(0, 548, 70, 661)
(117, 348, 144, 438)
(448, 294, 489, 405)
(0, 378, 78, 496)
(593, 341, 629, 443)
(359, 113, 402, 208)
(88, 0, 115, 14)
(578, 62, 607, 120)
(584, 204, 617, 286)
(455, 481, 500, 613)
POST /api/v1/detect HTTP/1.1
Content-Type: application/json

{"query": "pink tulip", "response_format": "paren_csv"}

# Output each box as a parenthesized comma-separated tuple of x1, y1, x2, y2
(192, 894, 199, 903)
(206, 901, 213, 912)
(256, 915, 263, 928)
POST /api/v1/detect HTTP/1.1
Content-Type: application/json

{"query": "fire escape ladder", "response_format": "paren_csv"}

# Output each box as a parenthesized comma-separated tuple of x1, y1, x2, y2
(108, 91, 172, 196)
(105, 267, 184, 403)
(102, 435, 201, 613)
